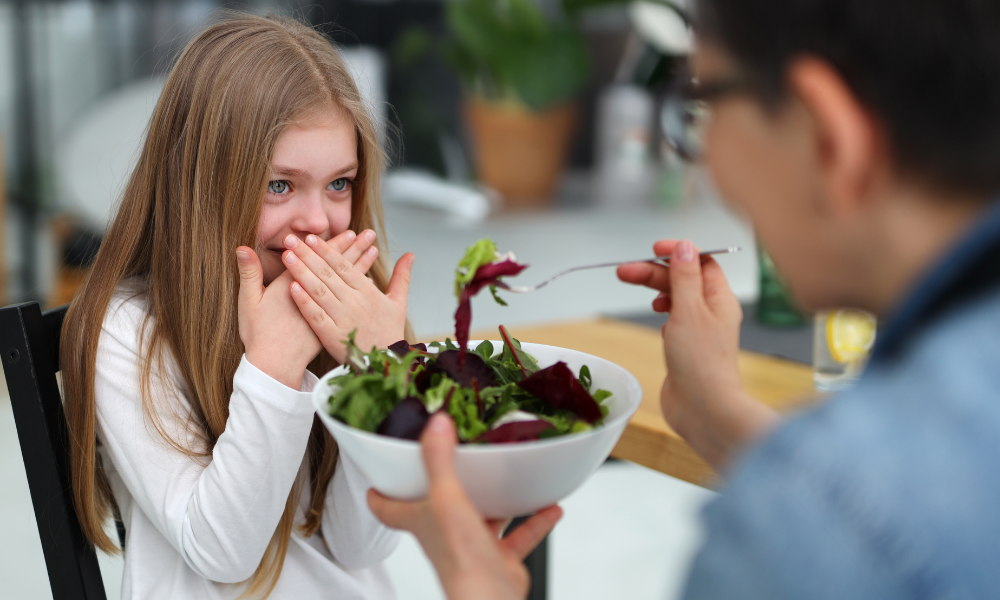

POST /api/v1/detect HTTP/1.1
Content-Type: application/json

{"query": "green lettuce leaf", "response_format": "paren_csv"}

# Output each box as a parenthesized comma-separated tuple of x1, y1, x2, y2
(455, 239, 500, 298)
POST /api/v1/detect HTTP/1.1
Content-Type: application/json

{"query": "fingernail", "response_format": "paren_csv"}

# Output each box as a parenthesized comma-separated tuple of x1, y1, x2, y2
(677, 241, 695, 263)
(291, 281, 302, 294)
(345, 230, 357, 242)
(305, 234, 319, 247)
(364, 230, 376, 242)
(284, 234, 299, 248)
(284, 251, 298, 265)
(428, 413, 451, 434)
(367, 246, 378, 257)
(235, 250, 250, 264)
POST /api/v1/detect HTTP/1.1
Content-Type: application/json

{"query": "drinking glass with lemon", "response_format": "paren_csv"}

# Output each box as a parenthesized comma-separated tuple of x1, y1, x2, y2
(813, 309, 877, 391)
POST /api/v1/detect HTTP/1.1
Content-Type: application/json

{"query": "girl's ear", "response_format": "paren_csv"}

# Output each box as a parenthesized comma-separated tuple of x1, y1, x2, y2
(788, 57, 885, 217)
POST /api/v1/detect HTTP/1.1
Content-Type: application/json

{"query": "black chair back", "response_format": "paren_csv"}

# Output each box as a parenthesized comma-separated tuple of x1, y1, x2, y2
(1, 302, 107, 600)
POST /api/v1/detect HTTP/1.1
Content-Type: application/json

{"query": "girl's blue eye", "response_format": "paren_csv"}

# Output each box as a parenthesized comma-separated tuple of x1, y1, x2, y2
(268, 180, 290, 194)
(329, 178, 349, 192)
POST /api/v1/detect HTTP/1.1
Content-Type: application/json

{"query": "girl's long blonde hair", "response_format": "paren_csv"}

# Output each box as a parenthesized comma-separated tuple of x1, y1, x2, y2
(62, 12, 394, 598)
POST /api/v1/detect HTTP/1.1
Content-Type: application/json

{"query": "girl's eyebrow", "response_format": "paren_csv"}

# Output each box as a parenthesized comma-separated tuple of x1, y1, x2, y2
(271, 163, 359, 179)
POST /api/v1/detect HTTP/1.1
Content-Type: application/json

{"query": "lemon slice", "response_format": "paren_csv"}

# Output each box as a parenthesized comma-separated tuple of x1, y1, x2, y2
(826, 309, 877, 363)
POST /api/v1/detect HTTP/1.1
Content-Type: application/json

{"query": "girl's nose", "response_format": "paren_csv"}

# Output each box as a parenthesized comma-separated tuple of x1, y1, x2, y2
(291, 190, 329, 236)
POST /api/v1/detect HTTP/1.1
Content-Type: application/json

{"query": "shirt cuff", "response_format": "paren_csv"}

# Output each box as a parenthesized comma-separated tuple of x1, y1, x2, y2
(235, 355, 316, 417)
(301, 368, 320, 394)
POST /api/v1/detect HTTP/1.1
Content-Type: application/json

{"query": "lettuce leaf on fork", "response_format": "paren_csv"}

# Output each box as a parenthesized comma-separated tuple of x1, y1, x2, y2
(454, 239, 503, 295)
(454, 239, 528, 365)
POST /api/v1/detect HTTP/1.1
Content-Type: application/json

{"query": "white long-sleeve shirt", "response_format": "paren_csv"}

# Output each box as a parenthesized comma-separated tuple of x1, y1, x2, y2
(94, 286, 400, 599)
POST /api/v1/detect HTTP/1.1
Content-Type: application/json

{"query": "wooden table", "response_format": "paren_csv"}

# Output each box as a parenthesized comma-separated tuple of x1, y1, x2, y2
(477, 317, 820, 489)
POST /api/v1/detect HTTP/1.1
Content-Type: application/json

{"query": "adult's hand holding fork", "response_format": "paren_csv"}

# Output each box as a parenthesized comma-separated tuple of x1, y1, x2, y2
(618, 239, 779, 470)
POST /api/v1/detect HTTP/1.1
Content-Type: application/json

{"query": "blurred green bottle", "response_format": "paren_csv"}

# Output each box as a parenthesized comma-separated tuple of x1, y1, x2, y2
(756, 242, 808, 327)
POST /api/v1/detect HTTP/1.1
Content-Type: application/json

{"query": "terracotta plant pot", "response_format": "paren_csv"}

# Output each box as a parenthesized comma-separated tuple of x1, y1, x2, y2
(464, 97, 577, 206)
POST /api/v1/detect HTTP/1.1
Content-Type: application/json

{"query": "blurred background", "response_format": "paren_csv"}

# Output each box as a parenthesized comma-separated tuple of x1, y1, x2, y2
(0, 0, 774, 598)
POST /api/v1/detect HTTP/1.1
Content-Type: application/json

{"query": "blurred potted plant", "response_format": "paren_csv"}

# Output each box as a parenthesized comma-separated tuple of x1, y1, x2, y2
(393, 0, 688, 205)
(442, 0, 589, 205)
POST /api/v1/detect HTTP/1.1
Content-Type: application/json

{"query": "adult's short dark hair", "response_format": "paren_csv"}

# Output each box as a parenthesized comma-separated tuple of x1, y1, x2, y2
(695, 0, 1000, 197)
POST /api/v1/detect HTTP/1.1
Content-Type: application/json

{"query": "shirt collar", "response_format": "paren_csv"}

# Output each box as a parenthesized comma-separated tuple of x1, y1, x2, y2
(872, 197, 1000, 363)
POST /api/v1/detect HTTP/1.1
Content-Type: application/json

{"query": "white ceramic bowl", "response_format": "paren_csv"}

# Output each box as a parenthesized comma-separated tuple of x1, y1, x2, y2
(311, 341, 643, 518)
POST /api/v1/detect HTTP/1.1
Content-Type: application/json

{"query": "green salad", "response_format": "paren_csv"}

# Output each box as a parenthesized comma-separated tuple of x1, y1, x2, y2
(325, 239, 612, 444)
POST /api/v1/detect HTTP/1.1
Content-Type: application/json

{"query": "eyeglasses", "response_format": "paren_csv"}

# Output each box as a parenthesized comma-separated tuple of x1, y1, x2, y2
(661, 72, 752, 161)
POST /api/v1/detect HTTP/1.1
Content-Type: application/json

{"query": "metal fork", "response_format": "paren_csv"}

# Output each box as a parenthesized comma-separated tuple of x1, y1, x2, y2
(502, 247, 741, 294)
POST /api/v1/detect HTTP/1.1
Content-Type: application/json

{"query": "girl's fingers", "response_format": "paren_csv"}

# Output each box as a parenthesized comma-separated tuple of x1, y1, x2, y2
(329, 229, 376, 265)
(294, 234, 370, 290)
(327, 229, 359, 255)
(354, 246, 379, 276)
(284, 236, 355, 299)
(386, 253, 415, 305)
(235, 246, 265, 312)
(289, 280, 343, 348)
(284, 249, 343, 310)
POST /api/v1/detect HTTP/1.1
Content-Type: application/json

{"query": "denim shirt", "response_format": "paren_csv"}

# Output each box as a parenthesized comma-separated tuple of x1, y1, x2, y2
(683, 200, 1000, 600)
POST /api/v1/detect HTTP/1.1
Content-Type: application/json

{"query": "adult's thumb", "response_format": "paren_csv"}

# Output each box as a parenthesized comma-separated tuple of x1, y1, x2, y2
(668, 240, 705, 314)
(236, 246, 264, 311)
(421, 413, 459, 486)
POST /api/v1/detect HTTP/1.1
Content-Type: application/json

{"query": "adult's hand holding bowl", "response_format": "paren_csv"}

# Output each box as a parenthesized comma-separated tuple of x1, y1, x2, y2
(369, 413, 563, 600)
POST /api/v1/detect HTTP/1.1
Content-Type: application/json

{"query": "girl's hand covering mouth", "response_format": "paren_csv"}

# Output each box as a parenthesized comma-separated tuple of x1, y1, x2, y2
(236, 229, 385, 388)
(267, 227, 375, 265)
(237, 249, 322, 389)
(281, 230, 414, 364)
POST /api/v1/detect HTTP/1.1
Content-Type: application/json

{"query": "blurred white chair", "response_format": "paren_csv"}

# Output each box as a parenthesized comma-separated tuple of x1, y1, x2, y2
(57, 77, 165, 230)
(56, 47, 487, 229)
(1, 136, 7, 305)
(382, 168, 491, 224)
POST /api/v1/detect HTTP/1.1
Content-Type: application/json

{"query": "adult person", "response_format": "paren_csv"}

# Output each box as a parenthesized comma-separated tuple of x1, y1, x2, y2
(369, 0, 1000, 598)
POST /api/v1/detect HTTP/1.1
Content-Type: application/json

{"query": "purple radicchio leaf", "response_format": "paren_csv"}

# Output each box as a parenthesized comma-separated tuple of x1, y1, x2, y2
(516, 361, 604, 424)
(431, 350, 499, 389)
(388, 340, 429, 369)
(388, 340, 412, 356)
(387, 340, 428, 357)
(414, 367, 434, 394)
(472, 259, 530, 284)
(376, 397, 430, 440)
(474, 420, 555, 444)
(455, 258, 528, 366)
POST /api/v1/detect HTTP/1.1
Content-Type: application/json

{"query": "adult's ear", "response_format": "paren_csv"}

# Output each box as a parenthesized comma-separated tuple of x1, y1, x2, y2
(788, 57, 885, 216)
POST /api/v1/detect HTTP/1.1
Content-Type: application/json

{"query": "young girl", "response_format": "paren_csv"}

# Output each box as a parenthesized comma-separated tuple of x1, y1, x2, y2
(61, 12, 414, 599)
